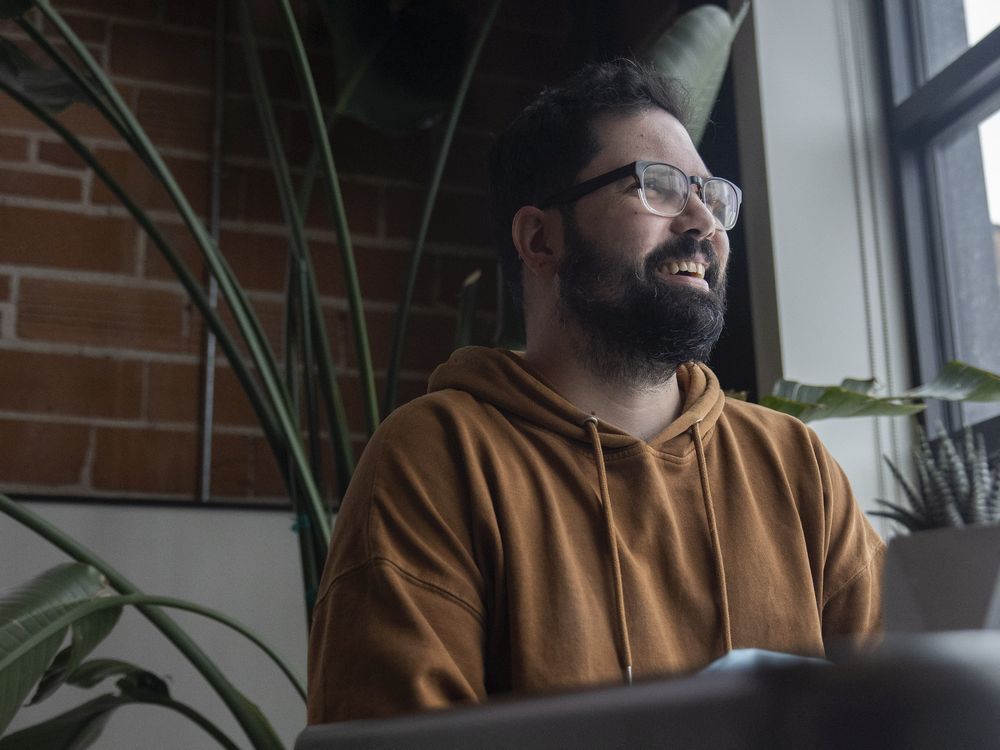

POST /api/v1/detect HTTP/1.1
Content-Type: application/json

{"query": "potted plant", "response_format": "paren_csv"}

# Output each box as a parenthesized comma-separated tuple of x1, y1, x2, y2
(763, 361, 1000, 633)
(874, 427, 1000, 632)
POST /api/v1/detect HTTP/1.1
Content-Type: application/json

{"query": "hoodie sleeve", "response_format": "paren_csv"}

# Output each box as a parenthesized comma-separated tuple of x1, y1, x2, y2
(307, 399, 490, 723)
(813, 431, 886, 646)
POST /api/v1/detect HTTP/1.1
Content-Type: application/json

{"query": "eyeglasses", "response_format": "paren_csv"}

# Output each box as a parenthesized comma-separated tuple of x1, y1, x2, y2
(537, 160, 743, 231)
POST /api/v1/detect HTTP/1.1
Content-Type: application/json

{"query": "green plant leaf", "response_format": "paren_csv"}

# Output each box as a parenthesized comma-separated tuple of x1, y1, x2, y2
(65, 658, 148, 689)
(906, 360, 1000, 402)
(0, 37, 89, 113)
(761, 378, 925, 422)
(0, 689, 240, 750)
(0, 495, 284, 748)
(29, 603, 121, 705)
(0, 1, 32, 20)
(644, 2, 749, 145)
(323, 0, 470, 133)
(0, 563, 105, 735)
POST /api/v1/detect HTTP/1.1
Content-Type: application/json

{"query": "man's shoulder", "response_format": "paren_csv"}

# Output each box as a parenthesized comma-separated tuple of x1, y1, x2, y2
(721, 393, 812, 434)
(370, 387, 498, 454)
(383, 388, 490, 430)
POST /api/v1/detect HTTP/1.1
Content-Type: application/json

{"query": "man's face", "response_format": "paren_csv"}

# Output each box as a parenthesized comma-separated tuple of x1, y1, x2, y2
(555, 109, 731, 386)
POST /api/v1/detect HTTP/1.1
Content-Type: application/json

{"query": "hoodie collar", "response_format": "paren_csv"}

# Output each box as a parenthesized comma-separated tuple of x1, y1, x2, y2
(428, 347, 726, 456)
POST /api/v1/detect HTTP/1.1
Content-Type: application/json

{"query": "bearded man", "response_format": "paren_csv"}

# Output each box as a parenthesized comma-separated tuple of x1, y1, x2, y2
(307, 60, 885, 724)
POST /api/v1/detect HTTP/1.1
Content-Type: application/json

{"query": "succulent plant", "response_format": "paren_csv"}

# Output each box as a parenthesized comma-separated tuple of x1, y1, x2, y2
(871, 427, 1000, 532)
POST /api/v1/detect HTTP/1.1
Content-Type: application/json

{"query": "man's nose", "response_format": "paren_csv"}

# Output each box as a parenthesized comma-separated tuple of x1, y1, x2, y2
(668, 189, 716, 241)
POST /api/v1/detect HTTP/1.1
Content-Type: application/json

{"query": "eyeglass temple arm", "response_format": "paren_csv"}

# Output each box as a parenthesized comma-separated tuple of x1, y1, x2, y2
(535, 162, 638, 209)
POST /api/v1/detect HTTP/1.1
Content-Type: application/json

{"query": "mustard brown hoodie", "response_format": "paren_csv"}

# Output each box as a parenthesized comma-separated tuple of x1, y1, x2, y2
(308, 346, 885, 723)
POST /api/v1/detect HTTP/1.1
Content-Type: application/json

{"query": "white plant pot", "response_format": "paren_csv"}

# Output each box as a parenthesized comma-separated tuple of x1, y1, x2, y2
(884, 524, 1000, 632)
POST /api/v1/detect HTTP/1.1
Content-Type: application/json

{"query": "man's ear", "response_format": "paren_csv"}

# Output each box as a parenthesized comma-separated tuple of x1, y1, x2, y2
(512, 205, 563, 277)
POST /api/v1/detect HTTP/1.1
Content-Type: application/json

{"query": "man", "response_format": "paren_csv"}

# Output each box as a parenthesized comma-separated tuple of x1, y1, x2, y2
(308, 60, 884, 723)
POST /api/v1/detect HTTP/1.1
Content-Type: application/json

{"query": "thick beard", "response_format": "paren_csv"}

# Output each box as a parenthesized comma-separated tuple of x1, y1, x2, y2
(557, 215, 728, 391)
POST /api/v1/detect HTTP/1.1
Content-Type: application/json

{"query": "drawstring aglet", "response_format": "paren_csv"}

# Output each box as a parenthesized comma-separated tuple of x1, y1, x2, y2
(625, 665, 633, 686)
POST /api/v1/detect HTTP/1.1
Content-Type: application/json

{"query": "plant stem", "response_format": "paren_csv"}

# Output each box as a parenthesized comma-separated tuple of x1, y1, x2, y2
(273, 0, 380, 437)
(382, 0, 502, 414)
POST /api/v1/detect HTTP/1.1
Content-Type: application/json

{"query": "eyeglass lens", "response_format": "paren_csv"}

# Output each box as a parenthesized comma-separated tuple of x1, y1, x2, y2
(640, 163, 739, 230)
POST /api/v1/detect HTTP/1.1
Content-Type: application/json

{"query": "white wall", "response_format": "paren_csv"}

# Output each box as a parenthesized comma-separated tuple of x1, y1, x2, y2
(731, 0, 913, 525)
(2, 501, 308, 749)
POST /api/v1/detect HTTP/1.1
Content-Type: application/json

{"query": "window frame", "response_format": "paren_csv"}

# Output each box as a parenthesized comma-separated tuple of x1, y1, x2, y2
(876, 1, 1000, 444)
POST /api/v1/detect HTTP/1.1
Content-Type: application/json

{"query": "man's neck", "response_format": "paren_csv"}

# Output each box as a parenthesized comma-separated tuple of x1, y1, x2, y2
(523, 339, 685, 442)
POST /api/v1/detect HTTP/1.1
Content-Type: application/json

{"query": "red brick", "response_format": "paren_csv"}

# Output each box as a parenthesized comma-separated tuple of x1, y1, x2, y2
(220, 97, 269, 159)
(214, 365, 261, 426)
(110, 25, 213, 89)
(0, 205, 136, 273)
(304, 179, 381, 238)
(241, 168, 380, 237)
(18, 278, 194, 353)
(215, 229, 288, 291)
(341, 306, 456, 373)
(162, 3, 216, 30)
(313, 242, 435, 307)
(142, 220, 204, 281)
(248, 431, 288, 498)
(321, 117, 430, 184)
(136, 88, 212, 153)
(0, 134, 29, 161)
(0, 350, 142, 418)
(217, 294, 285, 360)
(146, 360, 198, 424)
(90, 147, 210, 215)
(0, 419, 90, 486)
(385, 185, 489, 247)
(37, 140, 84, 169)
(0, 167, 81, 202)
(209, 431, 254, 498)
(441, 129, 491, 190)
(92, 425, 196, 494)
(58, 1, 159, 21)
(42, 12, 108, 44)
(225, 41, 299, 103)
(147, 360, 259, 428)
(58, 97, 131, 141)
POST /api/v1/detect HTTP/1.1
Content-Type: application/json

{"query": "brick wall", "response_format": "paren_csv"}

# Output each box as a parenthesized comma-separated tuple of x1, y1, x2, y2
(0, 0, 573, 503)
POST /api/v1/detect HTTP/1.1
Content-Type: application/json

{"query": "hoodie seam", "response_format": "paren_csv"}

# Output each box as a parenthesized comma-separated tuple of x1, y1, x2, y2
(323, 557, 486, 626)
(821, 540, 886, 608)
(502, 410, 714, 462)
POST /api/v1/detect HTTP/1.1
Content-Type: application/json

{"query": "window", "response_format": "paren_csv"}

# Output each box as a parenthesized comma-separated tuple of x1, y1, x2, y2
(879, 0, 1000, 443)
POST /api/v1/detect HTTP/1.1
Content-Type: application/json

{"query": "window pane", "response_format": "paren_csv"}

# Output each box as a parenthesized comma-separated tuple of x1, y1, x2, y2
(932, 107, 1000, 426)
(916, 0, 1000, 81)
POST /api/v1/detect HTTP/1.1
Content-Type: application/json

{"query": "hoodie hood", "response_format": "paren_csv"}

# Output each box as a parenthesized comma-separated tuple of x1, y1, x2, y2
(428, 346, 727, 455)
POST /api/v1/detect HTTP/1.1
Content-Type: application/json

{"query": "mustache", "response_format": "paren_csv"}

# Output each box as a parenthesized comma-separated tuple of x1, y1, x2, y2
(641, 234, 722, 286)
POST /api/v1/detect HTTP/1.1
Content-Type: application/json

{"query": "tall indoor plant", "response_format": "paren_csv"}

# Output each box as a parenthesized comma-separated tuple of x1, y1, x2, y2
(0, 1, 751, 747)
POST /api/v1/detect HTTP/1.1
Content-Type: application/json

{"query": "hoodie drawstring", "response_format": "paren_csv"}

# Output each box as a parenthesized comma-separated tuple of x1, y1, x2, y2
(691, 420, 733, 653)
(583, 416, 633, 685)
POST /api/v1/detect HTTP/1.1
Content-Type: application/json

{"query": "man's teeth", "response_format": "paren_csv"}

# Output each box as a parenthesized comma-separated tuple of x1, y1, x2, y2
(664, 261, 706, 279)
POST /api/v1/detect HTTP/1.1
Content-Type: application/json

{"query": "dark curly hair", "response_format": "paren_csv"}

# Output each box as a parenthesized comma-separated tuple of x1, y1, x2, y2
(487, 59, 689, 311)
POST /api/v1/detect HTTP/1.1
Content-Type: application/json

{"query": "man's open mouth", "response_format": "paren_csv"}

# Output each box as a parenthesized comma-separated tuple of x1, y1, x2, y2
(660, 260, 706, 280)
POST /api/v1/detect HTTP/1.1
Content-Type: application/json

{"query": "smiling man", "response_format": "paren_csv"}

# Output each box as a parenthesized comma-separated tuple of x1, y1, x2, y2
(308, 60, 885, 723)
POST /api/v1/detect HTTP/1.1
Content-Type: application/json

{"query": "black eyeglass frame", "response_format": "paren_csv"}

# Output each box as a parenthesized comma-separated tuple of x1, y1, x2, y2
(536, 160, 743, 230)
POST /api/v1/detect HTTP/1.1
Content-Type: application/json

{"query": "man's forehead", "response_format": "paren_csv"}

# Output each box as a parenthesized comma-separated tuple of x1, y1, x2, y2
(586, 109, 709, 177)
